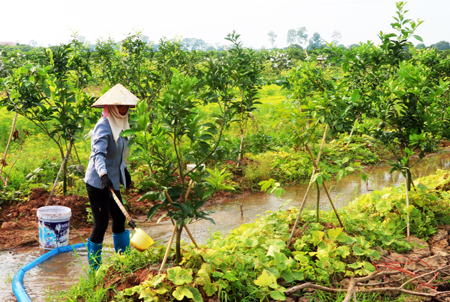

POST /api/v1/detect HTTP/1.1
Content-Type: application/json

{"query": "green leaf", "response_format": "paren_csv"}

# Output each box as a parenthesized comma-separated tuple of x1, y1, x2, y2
(336, 245, 350, 258)
(121, 129, 137, 137)
(147, 204, 163, 220)
(281, 268, 294, 283)
(204, 282, 218, 296)
(273, 251, 288, 271)
(198, 134, 213, 141)
(270, 290, 286, 301)
(172, 286, 193, 301)
(352, 245, 366, 256)
(348, 262, 363, 269)
(150, 274, 166, 287)
(266, 239, 286, 256)
(327, 228, 348, 243)
(310, 231, 324, 246)
(254, 270, 277, 288)
(139, 191, 160, 202)
(167, 267, 193, 285)
(351, 90, 360, 103)
(266, 267, 280, 279)
(413, 35, 423, 42)
(186, 286, 203, 302)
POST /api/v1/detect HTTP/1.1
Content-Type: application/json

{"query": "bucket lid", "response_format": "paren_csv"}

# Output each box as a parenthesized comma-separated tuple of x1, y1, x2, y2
(37, 206, 72, 221)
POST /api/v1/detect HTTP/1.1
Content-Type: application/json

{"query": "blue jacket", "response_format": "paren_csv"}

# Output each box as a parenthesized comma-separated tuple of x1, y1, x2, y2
(84, 117, 128, 190)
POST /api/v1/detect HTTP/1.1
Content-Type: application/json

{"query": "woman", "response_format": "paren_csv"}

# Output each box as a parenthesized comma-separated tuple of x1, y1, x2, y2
(84, 84, 138, 271)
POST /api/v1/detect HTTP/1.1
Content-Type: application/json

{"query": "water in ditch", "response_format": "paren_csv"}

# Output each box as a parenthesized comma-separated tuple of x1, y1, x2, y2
(1, 152, 449, 301)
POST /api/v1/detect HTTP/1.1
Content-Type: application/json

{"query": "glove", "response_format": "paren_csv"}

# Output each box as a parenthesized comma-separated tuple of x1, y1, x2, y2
(101, 174, 113, 196)
(124, 168, 132, 189)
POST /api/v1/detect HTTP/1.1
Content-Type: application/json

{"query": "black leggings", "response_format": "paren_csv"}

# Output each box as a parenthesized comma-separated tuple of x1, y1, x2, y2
(86, 183, 126, 243)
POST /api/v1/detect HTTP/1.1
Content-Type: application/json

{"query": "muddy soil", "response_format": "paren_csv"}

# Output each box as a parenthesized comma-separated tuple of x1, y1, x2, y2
(0, 189, 92, 250)
(0, 185, 252, 251)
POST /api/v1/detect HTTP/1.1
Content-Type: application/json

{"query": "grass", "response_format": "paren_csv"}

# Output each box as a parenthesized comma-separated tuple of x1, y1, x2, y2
(46, 246, 165, 302)
(0, 118, 92, 192)
(303, 291, 426, 301)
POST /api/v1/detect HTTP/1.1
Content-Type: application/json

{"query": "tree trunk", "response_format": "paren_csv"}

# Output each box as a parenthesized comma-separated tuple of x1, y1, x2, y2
(175, 225, 183, 265)
(236, 129, 245, 168)
(63, 156, 68, 195)
(405, 173, 410, 237)
(406, 169, 412, 192)
(46, 140, 73, 206)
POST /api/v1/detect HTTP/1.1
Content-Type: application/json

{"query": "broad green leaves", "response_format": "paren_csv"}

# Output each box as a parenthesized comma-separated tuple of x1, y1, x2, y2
(259, 178, 286, 199)
(172, 286, 202, 302)
(167, 267, 193, 285)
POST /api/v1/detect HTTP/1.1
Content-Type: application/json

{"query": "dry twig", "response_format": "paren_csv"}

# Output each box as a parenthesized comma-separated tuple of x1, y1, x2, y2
(285, 266, 450, 301)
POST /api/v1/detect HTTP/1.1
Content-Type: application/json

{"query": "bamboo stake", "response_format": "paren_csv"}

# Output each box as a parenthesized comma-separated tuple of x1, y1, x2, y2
(46, 140, 73, 206)
(185, 179, 194, 201)
(305, 144, 344, 229)
(315, 125, 328, 165)
(287, 126, 329, 247)
(316, 181, 320, 223)
(405, 174, 410, 237)
(313, 125, 328, 222)
(346, 117, 360, 147)
(159, 224, 177, 273)
(164, 191, 198, 247)
(287, 172, 315, 247)
(0, 113, 18, 185)
(73, 143, 82, 165)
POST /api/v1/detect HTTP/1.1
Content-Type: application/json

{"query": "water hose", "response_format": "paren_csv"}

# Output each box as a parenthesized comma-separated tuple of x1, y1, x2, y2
(12, 243, 85, 302)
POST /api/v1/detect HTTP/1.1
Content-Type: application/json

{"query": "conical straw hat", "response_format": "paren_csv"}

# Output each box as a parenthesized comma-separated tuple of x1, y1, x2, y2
(91, 84, 138, 108)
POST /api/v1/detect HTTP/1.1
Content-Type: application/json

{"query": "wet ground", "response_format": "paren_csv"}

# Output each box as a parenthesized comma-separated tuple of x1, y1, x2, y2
(1, 151, 449, 301)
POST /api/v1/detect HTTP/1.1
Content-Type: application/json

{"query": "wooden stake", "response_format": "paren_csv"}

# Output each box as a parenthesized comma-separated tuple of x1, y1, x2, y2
(0, 113, 18, 185)
(46, 140, 73, 206)
(315, 125, 328, 165)
(305, 143, 344, 229)
(185, 179, 194, 201)
(72, 143, 82, 165)
(346, 117, 360, 147)
(159, 224, 177, 273)
(405, 174, 410, 238)
(287, 125, 330, 248)
(287, 171, 315, 248)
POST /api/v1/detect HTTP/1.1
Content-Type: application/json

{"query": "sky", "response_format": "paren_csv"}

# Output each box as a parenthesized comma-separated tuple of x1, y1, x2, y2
(1, 0, 448, 49)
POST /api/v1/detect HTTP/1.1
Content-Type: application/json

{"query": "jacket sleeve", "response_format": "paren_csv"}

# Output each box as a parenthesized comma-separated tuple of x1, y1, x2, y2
(91, 122, 109, 177)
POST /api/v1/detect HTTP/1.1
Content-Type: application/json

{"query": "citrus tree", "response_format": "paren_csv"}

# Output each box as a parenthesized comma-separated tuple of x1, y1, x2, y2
(0, 37, 96, 194)
(338, 1, 450, 190)
(124, 64, 235, 264)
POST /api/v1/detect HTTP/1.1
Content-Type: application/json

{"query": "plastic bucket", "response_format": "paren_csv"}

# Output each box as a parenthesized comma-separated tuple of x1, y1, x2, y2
(131, 228, 154, 252)
(37, 206, 72, 250)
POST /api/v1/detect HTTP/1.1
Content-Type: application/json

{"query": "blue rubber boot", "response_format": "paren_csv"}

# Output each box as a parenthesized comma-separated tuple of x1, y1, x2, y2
(87, 238, 102, 273)
(113, 230, 130, 254)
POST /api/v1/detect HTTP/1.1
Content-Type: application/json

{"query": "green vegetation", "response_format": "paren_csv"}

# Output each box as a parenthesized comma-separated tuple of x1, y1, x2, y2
(0, 1, 450, 300)
(49, 170, 450, 301)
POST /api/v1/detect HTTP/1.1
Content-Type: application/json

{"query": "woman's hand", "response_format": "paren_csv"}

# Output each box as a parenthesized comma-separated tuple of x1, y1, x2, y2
(101, 174, 113, 197)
